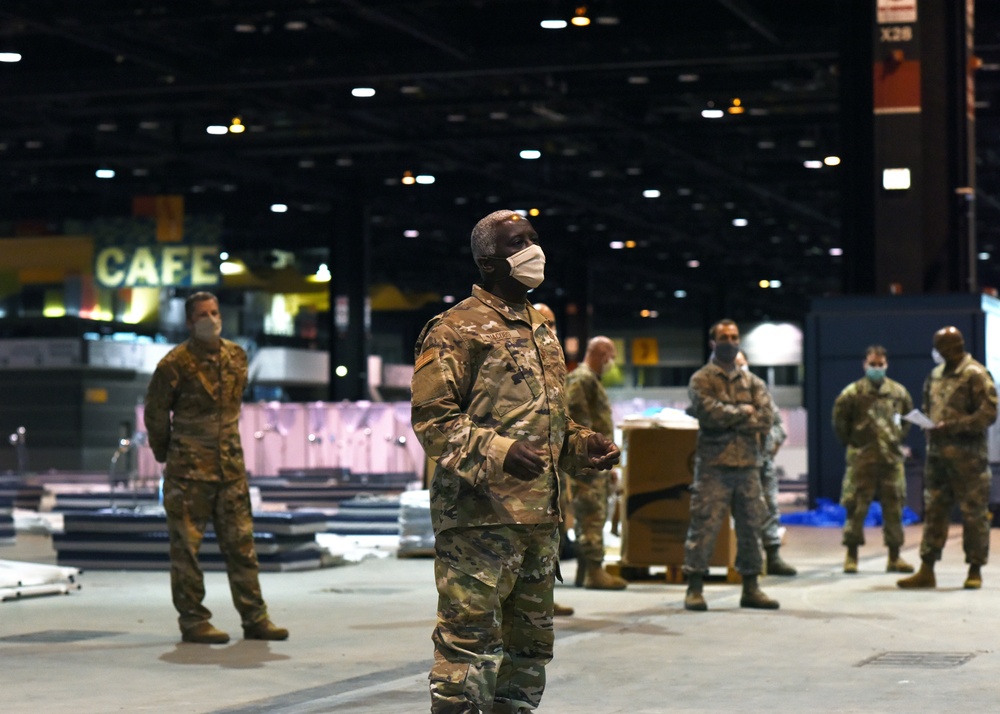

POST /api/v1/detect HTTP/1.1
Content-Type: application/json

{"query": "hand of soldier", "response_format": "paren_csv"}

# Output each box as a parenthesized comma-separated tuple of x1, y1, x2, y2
(586, 433, 621, 470)
(738, 404, 755, 418)
(503, 441, 547, 481)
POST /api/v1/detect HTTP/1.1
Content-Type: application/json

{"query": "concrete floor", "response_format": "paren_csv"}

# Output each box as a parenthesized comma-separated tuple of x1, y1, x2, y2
(1, 524, 997, 714)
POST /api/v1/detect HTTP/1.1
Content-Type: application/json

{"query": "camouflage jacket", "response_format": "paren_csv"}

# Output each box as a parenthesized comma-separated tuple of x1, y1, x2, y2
(565, 363, 614, 440)
(832, 376, 912, 465)
(411, 284, 596, 533)
(764, 392, 787, 459)
(924, 353, 998, 456)
(688, 360, 774, 468)
(144, 338, 248, 483)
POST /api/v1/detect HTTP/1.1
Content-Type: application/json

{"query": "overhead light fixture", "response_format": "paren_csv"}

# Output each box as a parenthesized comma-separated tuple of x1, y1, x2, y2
(401, 170, 415, 185)
(803, 160, 823, 169)
(95, 169, 115, 179)
(728, 98, 745, 115)
(415, 174, 435, 184)
(678, 73, 699, 82)
(829, 247, 843, 256)
(219, 251, 230, 260)
(520, 149, 541, 160)
(882, 167, 911, 190)
(595, 15, 620, 25)
(571, 6, 591, 26)
(234, 23, 256, 33)
(540, 19, 567, 29)
(978, 252, 991, 261)
(220, 260, 245, 275)
(0, 52, 22, 63)
(643, 189, 661, 198)
(529, 208, 540, 216)
(284, 20, 308, 31)
(824, 155, 841, 166)
(701, 109, 724, 119)
(97, 122, 117, 132)
(687, 259, 700, 268)
(312, 263, 331, 282)
(206, 125, 228, 135)
(609, 241, 625, 249)
(270, 203, 288, 213)
(674, 290, 687, 298)
(628, 76, 649, 85)
(351, 87, 376, 97)
(758, 140, 776, 149)
(732, 218, 748, 227)
(229, 117, 245, 133)
(404, 230, 419, 238)
(625, 240, 637, 249)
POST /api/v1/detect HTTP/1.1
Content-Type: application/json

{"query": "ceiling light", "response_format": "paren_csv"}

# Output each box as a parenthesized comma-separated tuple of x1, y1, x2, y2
(978, 252, 990, 261)
(520, 149, 541, 160)
(728, 98, 745, 114)
(352, 87, 376, 97)
(284, 20, 308, 31)
(829, 247, 843, 256)
(206, 125, 228, 135)
(798, 139, 816, 148)
(701, 109, 724, 119)
(628, 76, 648, 85)
(139, 121, 159, 130)
(489, 111, 508, 120)
(415, 174, 435, 184)
(571, 6, 591, 26)
(234, 23, 256, 33)
(404, 230, 419, 238)
(588, 169, 605, 178)
(625, 240, 637, 248)
(540, 19, 567, 29)
(219, 260, 245, 275)
(335, 157, 353, 167)
(443, 295, 456, 304)
(759, 279, 770, 288)
(298, 158, 315, 168)
(0, 53, 22, 63)
(678, 73, 699, 82)
(595, 15, 620, 25)
(400, 85, 421, 94)
(674, 290, 687, 298)
(824, 155, 841, 166)
(770, 279, 782, 288)
(626, 167, 642, 176)
(229, 117, 245, 133)
(447, 114, 465, 122)
(401, 171, 415, 185)
(732, 218, 748, 227)
(758, 140, 775, 149)
(882, 168, 911, 190)
(803, 160, 823, 169)
(514, 210, 529, 217)
(643, 189, 661, 198)
(270, 203, 288, 213)
(529, 208, 540, 216)
(687, 260, 700, 268)
(313, 263, 331, 282)
(335, 365, 348, 378)
(95, 169, 115, 179)
(97, 122, 117, 132)
(610, 241, 625, 249)
(677, 187, 692, 196)
(219, 252, 229, 260)
(132, 168, 148, 176)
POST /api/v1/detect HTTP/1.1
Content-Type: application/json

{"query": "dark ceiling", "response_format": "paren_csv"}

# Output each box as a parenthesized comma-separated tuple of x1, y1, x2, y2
(2, 1, 1000, 331)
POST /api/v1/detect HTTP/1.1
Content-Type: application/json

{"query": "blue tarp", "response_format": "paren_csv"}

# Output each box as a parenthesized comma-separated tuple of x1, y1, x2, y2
(780, 498, 920, 527)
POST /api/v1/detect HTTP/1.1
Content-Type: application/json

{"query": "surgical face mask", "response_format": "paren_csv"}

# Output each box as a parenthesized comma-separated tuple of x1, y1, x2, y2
(714, 341, 740, 363)
(865, 367, 886, 382)
(505, 244, 545, 289)
(931, 348, 944, 365)
(193, 316, 222, 342)
(738, 363, 749, 373)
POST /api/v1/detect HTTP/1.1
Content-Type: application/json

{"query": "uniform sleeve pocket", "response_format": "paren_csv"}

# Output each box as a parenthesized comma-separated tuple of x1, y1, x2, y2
(411, 348, 452, 408)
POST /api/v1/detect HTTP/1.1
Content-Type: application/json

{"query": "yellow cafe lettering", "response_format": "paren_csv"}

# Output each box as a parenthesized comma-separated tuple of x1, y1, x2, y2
(95, 245, 220, 288)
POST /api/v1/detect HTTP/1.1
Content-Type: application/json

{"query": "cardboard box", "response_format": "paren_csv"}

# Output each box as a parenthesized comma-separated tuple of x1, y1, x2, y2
(620, 425, 735, 569)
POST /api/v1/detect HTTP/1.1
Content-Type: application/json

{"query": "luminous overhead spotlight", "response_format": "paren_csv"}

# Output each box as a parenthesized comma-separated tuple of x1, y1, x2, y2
(759, 279, 770, 288)
(401, 171, 416, 185)
(628, 76, 649, 85)
(643, 189, 661, 198)
(229, 117, 245, 133)
(95, 169, 115, 179)
(540, 19, 568, 29)
(219, 251, 230, 260)
(824, 155, 841, 166)
(404, 229, 419, 238)
(732, 218, 748, 227)
(284, 20, 308, 31)
(0, 52, 22, 63)
(571, 6, 591, 26)
(686, 259, 700, 268)
(803, 160, 823, 169)
(351, 87, 376, 97)
(520, 149, 541, 160)
(728, 98, 745, 115)
(219, 260, 244, 275)
(206, 125, 228, 135)
(978, 252, 990, 261)
(770, 279, 782, 288)
(335, 365, 348, 378)
(882, 168, 911, 190)
(829, 247, 844, 256)
(674, 289, 687, 298)
(678, 73, 699, 82)
(609, 241, 625, 249)
(270, 203, 288, 213)
(529, 208, 540, 216)
(234, 23, 256, 33)
(625, 240, 637, 248)
(443, 295, 456, 304)
(701, 109, 724, 119)
(415, 174, 435, 184)
(313, 263, 331, 282)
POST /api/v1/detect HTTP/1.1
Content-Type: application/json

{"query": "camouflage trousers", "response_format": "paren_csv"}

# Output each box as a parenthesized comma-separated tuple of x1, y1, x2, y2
(570, 468, 611, 562)
(839, 460, 906, 549)
(163, 477, 268, 632)
(759, 458, 782, 549)
(683, 463, 766, 576)
(918, 452, 992, 565)
(430, 523, 559, 714)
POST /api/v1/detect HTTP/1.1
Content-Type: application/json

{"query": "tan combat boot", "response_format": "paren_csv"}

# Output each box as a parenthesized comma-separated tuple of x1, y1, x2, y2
(739, 574, 780, 609)
(243, 619, 289, 640)
(583, 561, 628, 590)
(843, 545, 859, 574)
(964, 564, 983, 590)
(684, 572, 707, 611)
(897, 559, 936, 589)
(886, 547, 914, 573)
(181, 621, 230, 644)
(765, 545, 797, 576)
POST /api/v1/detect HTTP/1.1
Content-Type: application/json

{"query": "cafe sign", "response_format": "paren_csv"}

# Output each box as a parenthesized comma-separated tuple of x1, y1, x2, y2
(95, 244, 220, 288)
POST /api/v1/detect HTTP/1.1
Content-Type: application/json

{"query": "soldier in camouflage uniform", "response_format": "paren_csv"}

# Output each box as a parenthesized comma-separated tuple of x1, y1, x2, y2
(735, 352, 796, 576)
(682, 320, 779, 611)
(565, 336, 628, 590)
(411, 210, 620, 714)
(899, 327, 998, 590)
(832, 345, 915, 574)
(144, 292, 287, 645)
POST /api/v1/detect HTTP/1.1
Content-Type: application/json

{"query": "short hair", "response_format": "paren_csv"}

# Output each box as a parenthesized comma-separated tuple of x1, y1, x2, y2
(865, 344, 887, 359)
(471, 209, 520, 261)
(185, 291, 218, 320)
(708, 319, 738, 341)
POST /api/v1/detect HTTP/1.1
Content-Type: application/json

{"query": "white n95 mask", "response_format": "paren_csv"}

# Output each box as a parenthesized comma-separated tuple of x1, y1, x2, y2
(193, 316, 222, 341)
(506, 244, 545, 289)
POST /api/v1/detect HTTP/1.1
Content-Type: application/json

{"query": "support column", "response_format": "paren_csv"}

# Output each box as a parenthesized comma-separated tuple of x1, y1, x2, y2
(327, 196, 369, 401)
